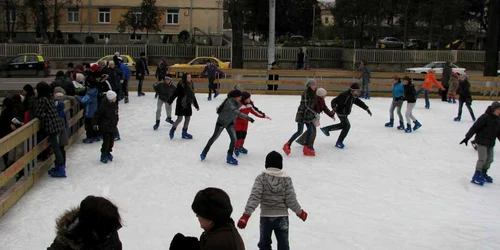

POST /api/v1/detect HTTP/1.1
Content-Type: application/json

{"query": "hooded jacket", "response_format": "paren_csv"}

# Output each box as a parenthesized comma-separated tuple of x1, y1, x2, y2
(457, 79, 472, 101)
(217, 98, 252, 128)
(93, 98, 119, 133)
(331, 90, 369, 116)
(465, 106, 500, 147)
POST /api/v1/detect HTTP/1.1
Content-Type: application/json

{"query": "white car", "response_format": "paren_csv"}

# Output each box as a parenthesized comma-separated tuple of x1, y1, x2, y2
(405, 62, 467, 75)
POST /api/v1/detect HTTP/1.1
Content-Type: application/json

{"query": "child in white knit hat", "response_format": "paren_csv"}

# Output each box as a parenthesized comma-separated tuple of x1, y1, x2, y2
(93, 90, 119, 163)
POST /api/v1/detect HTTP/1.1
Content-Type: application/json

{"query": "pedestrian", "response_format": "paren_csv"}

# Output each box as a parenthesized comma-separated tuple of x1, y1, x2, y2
(416, 69, 445, 109)
(47, 195, 122, 250)
(296, 49, 304, 70)
(454, 74, 476, 122)
(167, 73, 199, 140)
(199, 60, 224, 101)
(447, 72, 459, 103)
(52, 87, 77, 168)
(135, 52, 149, 97)
(282, 79, 317, 156)
(93, 90, 119, 164)
(460, 101, 500, 186)
(200, 90, 255, 165)
(153, 76, 176, 130)
(118, 57, 131, 104)
(234, 91, 271, 156)
(402, 76, 422, 133)
(65, 62, 74, 79)
(358, 59, 371, 99)
(319, 83, 372, 149)
(113, 51, 121, 66)
(191, 187, 245, 250)
(267, 62, 279, 91)
(34, 81, 66, 177)
(441, 61, 452, 102)
(155, 57, 168, 81)
(237, 151, 308, 250)
(384, 75, 405, 130)
(81, 79, 100, 143)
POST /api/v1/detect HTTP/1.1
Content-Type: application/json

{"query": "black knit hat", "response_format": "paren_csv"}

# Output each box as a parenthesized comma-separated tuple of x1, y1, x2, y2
(350, 83, 360, 90)
(491, 101, 500, 111)
(241, 92, 251, 103)
(228, 89, 243, 98)
(265, 151, 283, 170)
(191, 188, 233, 224)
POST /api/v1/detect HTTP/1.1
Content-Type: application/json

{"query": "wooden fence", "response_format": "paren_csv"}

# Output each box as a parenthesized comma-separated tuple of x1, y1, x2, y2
(0, 101, 84, 217)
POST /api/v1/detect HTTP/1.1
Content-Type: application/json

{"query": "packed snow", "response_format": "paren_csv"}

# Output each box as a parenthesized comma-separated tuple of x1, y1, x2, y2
(0, 93, 499, 250)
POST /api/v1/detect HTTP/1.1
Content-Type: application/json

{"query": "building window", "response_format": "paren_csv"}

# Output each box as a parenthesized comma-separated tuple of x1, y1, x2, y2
(324, 17, 328, 24)
(167, 9, 179, 25)
(68, 8, 79, 23)
(98, 34, 111, 40)
(98, 8, 111, 23)
(130, 34, 142, 41)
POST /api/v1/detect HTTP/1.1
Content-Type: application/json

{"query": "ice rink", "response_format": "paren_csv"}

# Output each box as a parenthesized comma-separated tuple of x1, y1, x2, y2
(0, 93, 499, 250)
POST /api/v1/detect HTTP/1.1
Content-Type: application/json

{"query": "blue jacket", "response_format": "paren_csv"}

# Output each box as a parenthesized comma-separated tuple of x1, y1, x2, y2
(119, 63, 131, 80)
(200, 65, 223, 78)
(81, 88, 99, 118)
(392, 81, 404, 99)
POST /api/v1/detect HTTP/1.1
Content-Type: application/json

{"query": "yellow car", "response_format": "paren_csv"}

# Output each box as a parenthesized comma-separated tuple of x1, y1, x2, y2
(168, 56, 231, 77)
(90, 55, 136, 74)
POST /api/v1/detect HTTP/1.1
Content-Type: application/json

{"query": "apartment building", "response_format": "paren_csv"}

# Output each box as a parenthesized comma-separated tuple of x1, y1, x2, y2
(1, 0, 225, 45)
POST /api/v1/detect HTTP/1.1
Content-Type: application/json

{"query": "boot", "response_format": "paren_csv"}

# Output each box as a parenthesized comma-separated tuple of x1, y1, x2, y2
(384, 119, 394, 127)
(93, 136, 101, 142)
(413, 120, 422, 131)
(454, 116, 461, 122)
(181, 129, 193, 139)
(283, 142, 291, 155)
(234, 148, 240, 157)
(483, 169, 493, 183)
(165, 117, 174, 125)
(226, 154, 238, 165)
(82, 138, 94, 143)
(153, 120, 160, 130)
(169, 128, 175, 139)
(471, 170, 485, 186)
(447, 98, 452, 103)
(320, 127, 330, 136)
(365, 93, 370, 100)
(214, 91, 220, 98)
(107, 153, 114, 162)
(405, 123, 412, 133)
(335, 141, 345, 149)
(452, 98, 456, 104)
(303, 146, 316, 156)
(239, 147, 248, 154)
(360, 92, 365, 99)
(124, 96, 129, 104)
(100, 154, 109, 163)
(49, 165, 66, 178)
(207, 96, 212, 101)
(200, 152, 207, 161)
(396, 121, 405, 130)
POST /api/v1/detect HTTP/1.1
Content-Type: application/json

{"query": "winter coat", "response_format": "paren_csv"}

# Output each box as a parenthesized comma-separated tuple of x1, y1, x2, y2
(243, 168, 302, 217)
(404, 84, 417, 103)
(442, 64, 452, 88)
(464, 106, 500, 147)
(392, 81, 405, 100)
(155, 62, 168, 81)
(168, 81, 199, 117)
(216, 99, 251, 128)
(447, 75, 459, 96)
(34, 96, 64, 135)
(54, 99, 69, 147)
(52, 79, 76, 97)
(153, 82, 176, 102)
(47, 208, 122, 250)
(200, 65, 223, 78)
(315, 97, 335, 117)
(199, 221, 245, 250)
(422, 72, 444, 91)
(0, 106, 15, 138)
(81, 88, 99, 118)
(331, 90, 369, 116)
(457, 79, 472, 102)
(135, 58, 149, 80)
(235, 103, 266, 132)
(358, 65, 371, 82)
(107, 68, 123, 91)
(118, 63, 130, 81)
(23, 94, 35, 123)
(93, 98, 119, 133)
(295, 90, 317, 123)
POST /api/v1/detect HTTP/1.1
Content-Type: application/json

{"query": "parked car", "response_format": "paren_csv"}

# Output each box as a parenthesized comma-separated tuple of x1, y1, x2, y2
(167, 56, 231, 77)
(405, 62, 467, 75)
(283, 35, 305, 46)
(407, 39, 427, 50)
(90, 54, 136, 75)
(378, 37, 404, 49)
(0, 53, 50, 78)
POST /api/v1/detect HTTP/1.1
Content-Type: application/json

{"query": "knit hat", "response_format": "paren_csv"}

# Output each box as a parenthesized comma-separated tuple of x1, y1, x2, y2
(491, 101, 500, 111)
(164, 76, 172, 83)
(91, 64, 100, 71)
(75, 73, 85, 83)
(265, 151, 283, 170)
(106, 90, 117, 101)
(241, 92, 251, 103)
(316, 88, 327, 97)
(305, 78, 316, 88)
(228, 89, 243, 98)
(191, 187, 233, 224)
(53, 86, 66, 97)
(350, 83, 360, 90)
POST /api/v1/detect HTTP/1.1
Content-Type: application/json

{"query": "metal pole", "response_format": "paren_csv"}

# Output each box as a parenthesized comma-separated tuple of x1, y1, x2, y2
(190, 0, 194, 35)
(312, 4, 315, 37)
(88, 0, 92, 33)
(268, 0, 276, 69)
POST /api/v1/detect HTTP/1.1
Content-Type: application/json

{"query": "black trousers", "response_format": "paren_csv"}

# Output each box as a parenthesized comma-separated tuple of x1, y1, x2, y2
(441, 86, 449, 101)
(208, 77, 218, 97)
(101, 132, 115, 155)
(323, 115, 351, 143)
(85, 118, 97, 139)
(203, 123, 237, 155)
(458, 99, 475, 119)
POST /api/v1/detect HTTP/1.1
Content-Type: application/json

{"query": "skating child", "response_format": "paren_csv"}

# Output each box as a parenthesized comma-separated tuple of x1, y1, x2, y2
(237, 151, 307, 250)
(200, 90, 255, 165)
(81, 80, 100, 143)
(153, 77, 176, 130)
(319, 83, 372, 149)
(460, 101, 500, 186)
(234, 91, 271, 156)
(402, 76, 422, 133)
(93, 91, 119, 163)
(447, 72, 459, 103)
(455, 74, 476, 122)
(416, 69, 445, 109)
(384, 76, 405, 130)
(199, 60, 224, 101)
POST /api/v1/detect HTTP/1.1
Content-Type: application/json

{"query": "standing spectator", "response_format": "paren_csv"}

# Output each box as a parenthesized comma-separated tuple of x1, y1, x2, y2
(447, 72, 459, 103)
(199, 60, 224, 101)
(155, 57, 168, 81)
(34, 81, 66, 178)
(81, 80, 100, 143)
(296, 49, 304, 70)
(64, 63, 74, 78)
(135, 52, 149, 97)
(416, 69, 445, 109)
(52, 87, 76, 168)
(191, 187, 245, 250)
(455, 75, 476, 122)
(267, 62, 279, 91)
(167, 73, 199, 140)
(11, 94, 24, 126)
(402, 77, 422, 133)
(118, 58, 131, 104)
(22, 84, 36, 122)
(384, 76, 405, 130)
(112, 52, 121, 66)
(93, 91, 119, 164)
(460, 101, 500, 186)
(441, 61, 452, 102)
(358, 59, 371, 99)
(303, 50, 310, 70)
(0, 98, 16, 168)
(107, 61, 123, 102)
(47, 196, 123, 250)
(153, 77, 176, 130)
(237, 151, 308, 250)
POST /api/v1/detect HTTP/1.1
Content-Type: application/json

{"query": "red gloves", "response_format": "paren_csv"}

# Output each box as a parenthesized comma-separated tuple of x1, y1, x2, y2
(237, 214, 251, 229)
(297, 210, 308, 221)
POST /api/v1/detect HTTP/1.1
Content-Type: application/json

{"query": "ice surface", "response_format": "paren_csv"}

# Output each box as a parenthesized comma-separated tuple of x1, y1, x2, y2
(0, 93, 499, 250)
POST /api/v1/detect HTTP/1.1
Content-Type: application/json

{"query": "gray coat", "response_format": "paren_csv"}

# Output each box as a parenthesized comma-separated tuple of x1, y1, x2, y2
(217, 99, 251, 127)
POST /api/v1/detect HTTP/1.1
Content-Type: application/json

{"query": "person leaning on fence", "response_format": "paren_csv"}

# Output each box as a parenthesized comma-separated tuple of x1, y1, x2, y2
(81, 78, 100, 144)
(0, 97, 17, 169)
(52, 87, 77, 169)
(267, 61, 279, 91)
(117, 57, 131, 104)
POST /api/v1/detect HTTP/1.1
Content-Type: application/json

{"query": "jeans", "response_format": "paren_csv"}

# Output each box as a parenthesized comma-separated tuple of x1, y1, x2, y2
(297, 126, 317, 148)
(101, 132, 115, 156)
(458, 99, 475, 119)
(416, 88, 430, 108)
(203, 123, 237, 155)
(156, 99, 172, 121)
(287, 122, 314, 147)
(361, 79, 370, 96)
(405, 103, 417, 124)
(389, 99, 404, 122)
(138, 79, 144, 94)
(476, 144, 494, 171)
(258, 217, 290, 250)
(208, 77, 218, 97)
(323, 115, 350, 143)
(48, 133, 64, 166)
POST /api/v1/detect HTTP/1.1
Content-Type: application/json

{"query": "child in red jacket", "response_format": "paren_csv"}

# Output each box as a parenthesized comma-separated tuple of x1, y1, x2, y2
(234, 92, 271, 156)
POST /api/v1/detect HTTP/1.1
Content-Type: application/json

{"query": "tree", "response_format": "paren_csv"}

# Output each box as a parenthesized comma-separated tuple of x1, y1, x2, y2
(117, 9, 141, 35)
(52, 0, 81, 36)
(4, 0, 18, 42)
(228, 0, 244, 68)
(139, 0, 164, 39)
(25, 0, 51, 41)
(484, 0, 500, 76)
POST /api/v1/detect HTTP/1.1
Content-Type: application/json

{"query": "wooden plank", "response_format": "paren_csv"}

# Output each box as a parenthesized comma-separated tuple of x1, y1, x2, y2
(0, 175, 34, 218)
(0, 121, 38, 157)
(67, 110, 84, 127)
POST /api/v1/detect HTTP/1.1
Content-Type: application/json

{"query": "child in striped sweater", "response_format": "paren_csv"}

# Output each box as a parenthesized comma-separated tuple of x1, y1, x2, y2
(237, 151, 307, 250)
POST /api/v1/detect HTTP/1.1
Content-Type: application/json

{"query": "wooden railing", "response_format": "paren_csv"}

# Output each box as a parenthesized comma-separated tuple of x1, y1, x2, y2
(0, 101, 84, 217)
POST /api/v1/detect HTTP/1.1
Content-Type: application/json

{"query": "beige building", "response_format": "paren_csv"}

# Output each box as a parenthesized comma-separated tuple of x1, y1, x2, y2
(1, 0, 225, 44)
(318, 2, 334, 26)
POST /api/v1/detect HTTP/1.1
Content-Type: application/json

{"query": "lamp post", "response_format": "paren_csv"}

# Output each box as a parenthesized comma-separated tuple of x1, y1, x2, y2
(268, 0, 276, 69)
